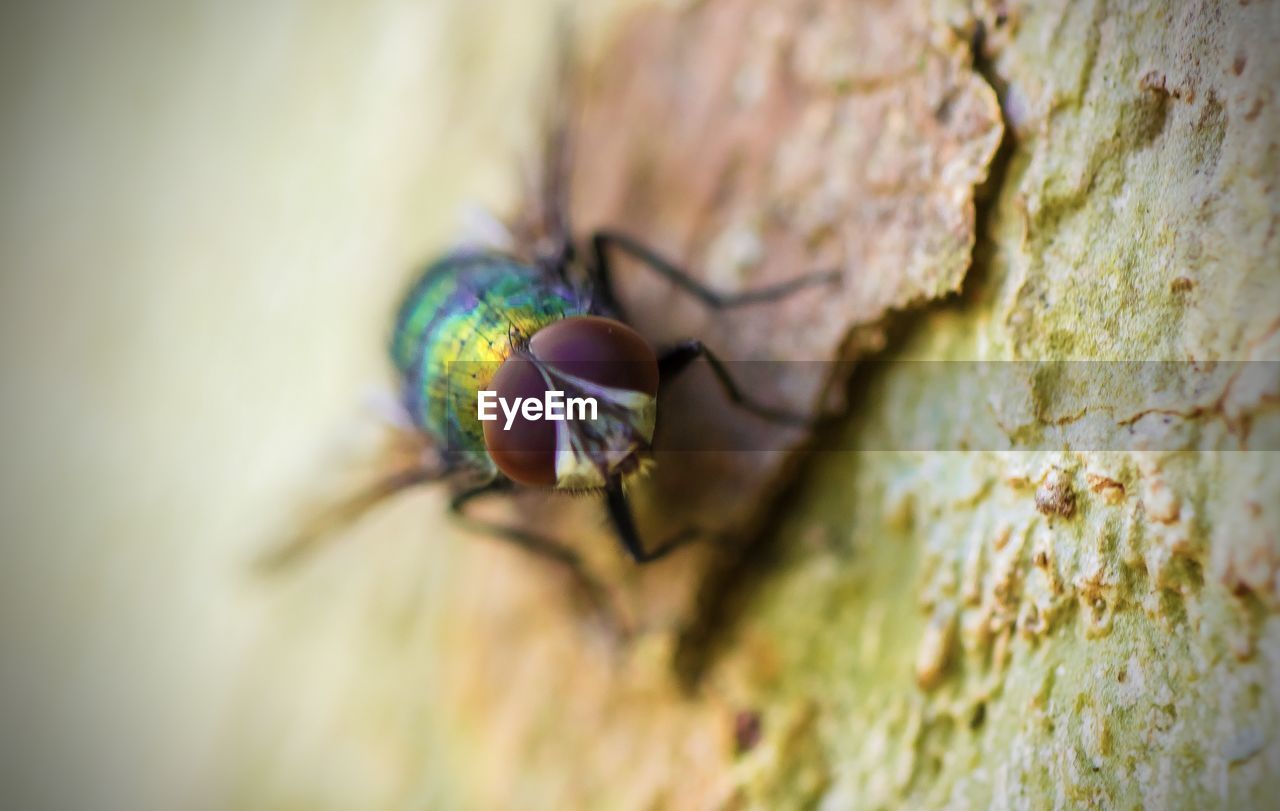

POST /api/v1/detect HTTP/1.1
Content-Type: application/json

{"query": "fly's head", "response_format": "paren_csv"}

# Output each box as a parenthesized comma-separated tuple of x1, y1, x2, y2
(482, 316, 659, 491)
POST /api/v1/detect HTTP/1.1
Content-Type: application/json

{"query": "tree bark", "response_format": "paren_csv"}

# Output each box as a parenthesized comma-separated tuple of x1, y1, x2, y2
(231, 1, 1279, 809)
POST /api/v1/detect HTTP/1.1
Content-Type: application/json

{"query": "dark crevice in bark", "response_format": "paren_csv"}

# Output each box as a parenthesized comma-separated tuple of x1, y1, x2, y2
(962, 16, 1018, 305)
(672, 21, 1017, 693)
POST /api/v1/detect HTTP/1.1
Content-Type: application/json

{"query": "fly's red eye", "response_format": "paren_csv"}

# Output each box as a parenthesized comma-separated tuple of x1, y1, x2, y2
(528, 316, 658, 395)
(482, 356, 557, 486)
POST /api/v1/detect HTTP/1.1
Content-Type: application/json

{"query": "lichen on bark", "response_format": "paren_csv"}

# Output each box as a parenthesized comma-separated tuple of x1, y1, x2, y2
(697, 1, 1280, 808)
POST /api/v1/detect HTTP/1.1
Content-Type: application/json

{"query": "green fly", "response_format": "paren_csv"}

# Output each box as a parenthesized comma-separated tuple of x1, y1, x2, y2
(260, 230, 832, 567)
(259, 46, 836, 623)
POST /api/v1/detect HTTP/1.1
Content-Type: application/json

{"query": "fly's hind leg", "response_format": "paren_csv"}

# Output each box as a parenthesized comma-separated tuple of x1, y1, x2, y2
(255, 463, 449, 573)
(658, 340, 818, 429)
(449, 478, 627, 638)
(590, 229, 840, 318)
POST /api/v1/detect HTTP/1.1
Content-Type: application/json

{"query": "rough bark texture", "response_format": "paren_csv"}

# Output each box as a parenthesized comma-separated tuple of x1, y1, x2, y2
(228, 1, 1278, 809)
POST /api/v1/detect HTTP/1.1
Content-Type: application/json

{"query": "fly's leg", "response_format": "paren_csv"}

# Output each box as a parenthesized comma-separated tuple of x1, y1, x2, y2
(525, 13, 579, 277)
(449, 479, 625, 635)
(449, 478, 585, 569)
(590, 229, 840, 317)
(255, 463, 449, 572)
(658, 340, 816, 428)
(603, 478, 700, 564)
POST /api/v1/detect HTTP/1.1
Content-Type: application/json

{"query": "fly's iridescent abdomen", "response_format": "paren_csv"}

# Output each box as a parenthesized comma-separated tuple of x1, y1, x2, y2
(390, 253, 590, 467)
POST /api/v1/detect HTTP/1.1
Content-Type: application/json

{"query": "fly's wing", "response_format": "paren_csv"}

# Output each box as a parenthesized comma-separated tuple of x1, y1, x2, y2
(253, 392, 450, 573)
(509, 10, 578, 272)
(450, 203, 518, 256)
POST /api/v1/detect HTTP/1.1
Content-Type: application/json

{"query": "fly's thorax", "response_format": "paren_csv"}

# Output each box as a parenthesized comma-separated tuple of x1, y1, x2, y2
(390, 254, 590, 453)
(478, 316, 660, 490)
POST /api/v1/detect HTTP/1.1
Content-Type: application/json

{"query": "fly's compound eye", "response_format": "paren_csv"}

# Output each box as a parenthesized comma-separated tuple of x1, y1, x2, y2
(528, 316, 659, 396)
(482, 356, 557, 486)
(484, 317, 658, 489)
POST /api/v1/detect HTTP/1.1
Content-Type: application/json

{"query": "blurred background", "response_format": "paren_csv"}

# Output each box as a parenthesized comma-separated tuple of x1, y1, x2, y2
(0, 2, 633, 807)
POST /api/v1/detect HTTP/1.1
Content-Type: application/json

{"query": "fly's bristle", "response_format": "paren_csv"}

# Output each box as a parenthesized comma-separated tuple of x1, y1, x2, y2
(560, 485, 603, 498)
(621, 457, 655, 492)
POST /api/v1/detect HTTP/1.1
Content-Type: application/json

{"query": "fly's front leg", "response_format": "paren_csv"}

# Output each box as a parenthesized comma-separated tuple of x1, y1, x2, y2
(449, 478, 583, 569)
(658, 340, 816, 428)
(450, 478, 623, 633)
(603, 478, 699, 564)
(590, 229, 840, 316)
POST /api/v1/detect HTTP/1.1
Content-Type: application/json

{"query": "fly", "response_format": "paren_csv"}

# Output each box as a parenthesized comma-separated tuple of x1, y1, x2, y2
(258, 36, 838, 630)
